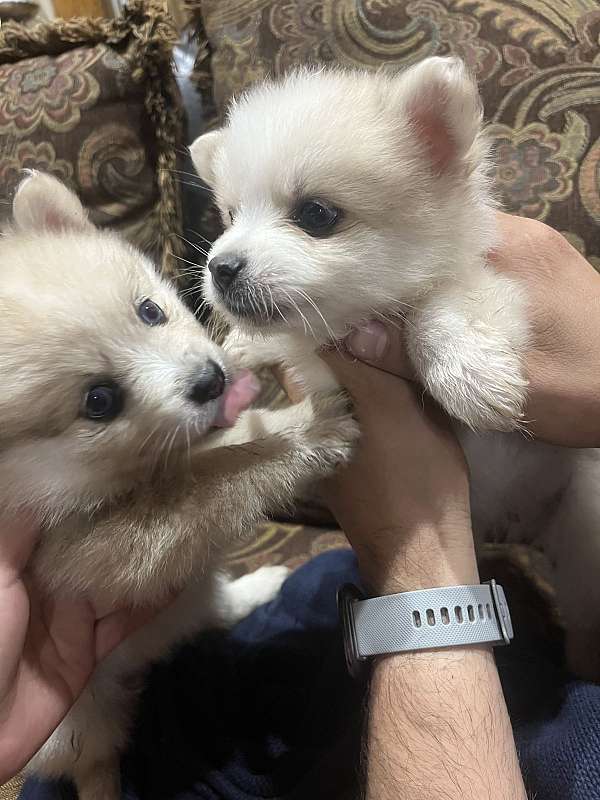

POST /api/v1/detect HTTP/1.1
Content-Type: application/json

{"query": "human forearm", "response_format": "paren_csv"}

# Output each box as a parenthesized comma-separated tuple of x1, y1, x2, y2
(350, 521, 527, 800)
(366, 644, 526, 800)
(341, 513, 527, 800)
(330, 488, 527, 800)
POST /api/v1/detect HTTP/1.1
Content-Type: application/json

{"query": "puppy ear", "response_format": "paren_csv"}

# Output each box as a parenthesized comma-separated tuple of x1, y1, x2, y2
(12, 171, 93, 233)
(190, 130, 223, 187)
(395, 57, 483, 174)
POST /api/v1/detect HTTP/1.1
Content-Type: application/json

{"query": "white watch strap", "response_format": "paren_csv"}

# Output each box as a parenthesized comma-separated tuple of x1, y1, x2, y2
(338, 580, 513, 676)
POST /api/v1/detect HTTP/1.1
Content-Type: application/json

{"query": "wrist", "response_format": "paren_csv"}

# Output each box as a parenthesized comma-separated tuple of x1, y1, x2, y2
(352, 521, 479, 595)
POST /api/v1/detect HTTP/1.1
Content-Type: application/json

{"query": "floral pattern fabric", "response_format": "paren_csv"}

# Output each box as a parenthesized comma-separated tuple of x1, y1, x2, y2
(0, 41, 159, 254)
(192, 0, 600, 268)
(0, 48, 102, 136)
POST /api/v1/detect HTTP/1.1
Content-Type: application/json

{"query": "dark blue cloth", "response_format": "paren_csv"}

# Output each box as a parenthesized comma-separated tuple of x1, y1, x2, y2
(517, 682, 600, 798)
(20, 550, 600, 799)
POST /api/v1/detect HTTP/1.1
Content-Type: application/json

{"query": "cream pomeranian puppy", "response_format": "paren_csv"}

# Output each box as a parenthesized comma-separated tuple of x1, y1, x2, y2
(191, 57, 600, 680)
(0, 173, 357, 799)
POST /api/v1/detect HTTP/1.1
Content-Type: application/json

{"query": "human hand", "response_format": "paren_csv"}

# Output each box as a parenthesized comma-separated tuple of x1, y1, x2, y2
(0, 516, 161, 782)
(346, 213, 600, 447)
(318, 348, 478, 595)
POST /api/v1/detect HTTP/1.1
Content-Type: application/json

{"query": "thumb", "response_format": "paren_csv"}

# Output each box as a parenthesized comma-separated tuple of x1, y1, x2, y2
(345, 321, 415, 380)
(0, 513, 39, 580)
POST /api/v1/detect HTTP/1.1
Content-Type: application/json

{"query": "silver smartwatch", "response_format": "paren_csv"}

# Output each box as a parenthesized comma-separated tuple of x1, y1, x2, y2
(338, 580, 513, 677)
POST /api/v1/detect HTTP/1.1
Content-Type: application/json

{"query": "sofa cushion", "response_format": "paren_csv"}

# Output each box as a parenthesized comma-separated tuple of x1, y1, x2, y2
(0, 0, 186, 277)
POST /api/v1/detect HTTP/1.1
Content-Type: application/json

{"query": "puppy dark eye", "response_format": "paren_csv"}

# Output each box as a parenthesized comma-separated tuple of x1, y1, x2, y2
(138, 299, 166, 326)
(85, 382, 123, 421)
(228, 210, 234, 223)
(293, 200, 341, 236)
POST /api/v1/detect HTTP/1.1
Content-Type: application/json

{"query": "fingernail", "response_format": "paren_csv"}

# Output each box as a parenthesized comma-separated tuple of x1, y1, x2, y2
(346, 321, 389, 362)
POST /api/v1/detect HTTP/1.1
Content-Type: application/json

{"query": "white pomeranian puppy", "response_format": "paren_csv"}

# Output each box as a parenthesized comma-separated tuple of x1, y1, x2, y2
(191, 57, 600, 680)
(0, 172, 357, 799)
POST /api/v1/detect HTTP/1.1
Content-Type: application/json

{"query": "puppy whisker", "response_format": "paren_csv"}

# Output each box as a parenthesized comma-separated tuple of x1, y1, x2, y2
(168, 251, 203, 271)
(267, 285, 288, 324)
(248, 285, 260, 318)
(173, 178, 213, 192)
(185, 421, 192, 469)
(189, 230, 215, 249)
(161, 167, 211, 184)
(281, 289, 307, 336)
(173, 233, 210, 258)
(162, 424, 181, 473)
(368, 307, 405, 334)
(258, 285, 273, 318)
(382, 298, 417, 313)
(207, 313, 227, 342)
(148, 428, 169, 477)
(175, 268, 204, 280)
(294, 288, 339, 348)
(179, 284, 204, 299)
(138, 422, 164, 457)
(282, 289, 318, 342)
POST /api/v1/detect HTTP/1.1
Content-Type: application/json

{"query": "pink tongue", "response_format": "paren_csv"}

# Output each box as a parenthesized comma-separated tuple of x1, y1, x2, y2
(214, 370, 261, 428)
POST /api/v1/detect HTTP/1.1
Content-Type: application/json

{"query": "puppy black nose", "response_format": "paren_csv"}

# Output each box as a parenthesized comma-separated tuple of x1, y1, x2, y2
(189, 360, 225, 405)
(208, 253, 246, 293)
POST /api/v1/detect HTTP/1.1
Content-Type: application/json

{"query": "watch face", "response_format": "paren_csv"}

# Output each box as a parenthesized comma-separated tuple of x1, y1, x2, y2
(337, 583, 369, 680)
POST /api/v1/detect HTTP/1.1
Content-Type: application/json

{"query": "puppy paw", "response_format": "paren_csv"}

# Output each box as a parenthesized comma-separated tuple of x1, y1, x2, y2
(305, 390, 360, 470)
(223, 565, 290, 622)
(224, 329, 275, 371)
(418, 344, 528, 432)
(408, 270, 530, 432)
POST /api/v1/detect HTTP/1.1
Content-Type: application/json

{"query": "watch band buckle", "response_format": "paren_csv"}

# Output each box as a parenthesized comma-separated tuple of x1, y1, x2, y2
(337, 583, 367, 679)
(485, 578, 513, 645)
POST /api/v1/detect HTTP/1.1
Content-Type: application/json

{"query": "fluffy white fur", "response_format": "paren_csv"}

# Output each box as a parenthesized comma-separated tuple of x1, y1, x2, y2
(1, 173, 357, 799)
(192, 57, 600, 679)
